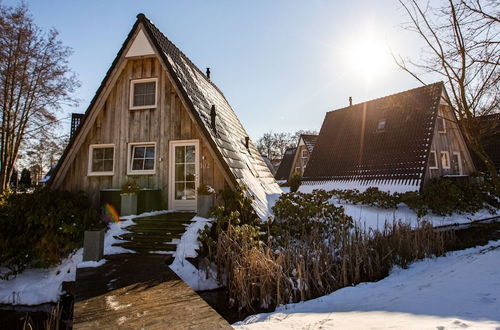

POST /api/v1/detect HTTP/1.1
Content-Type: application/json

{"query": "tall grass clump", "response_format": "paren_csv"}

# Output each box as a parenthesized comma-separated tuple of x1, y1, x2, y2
(200, 189, 455, 312)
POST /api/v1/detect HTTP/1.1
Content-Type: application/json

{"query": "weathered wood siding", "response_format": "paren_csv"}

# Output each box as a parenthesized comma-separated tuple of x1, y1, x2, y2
(424, 103, 476, 186)
(290, 145, 309, 179)
(61, 57, 227, 206)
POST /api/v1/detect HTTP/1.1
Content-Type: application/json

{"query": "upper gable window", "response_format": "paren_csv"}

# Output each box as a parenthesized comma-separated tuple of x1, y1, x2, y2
(437, 108, 446, 133)
(301, 149, 308, 158)
(130, 78, 157, 110)
(377, 119, 386, 131)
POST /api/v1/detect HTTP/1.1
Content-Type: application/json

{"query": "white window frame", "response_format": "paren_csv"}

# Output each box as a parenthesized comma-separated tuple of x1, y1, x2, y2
(437, 108, 446, 134)
(129, 78, 158, 110)
(452, 151, 463, 175)
(127, 142, 157, 175)
(301, 149, 308, 159)
(88, 144, 115, 176)
(441, 151, 451, 169)
(295, 166, 301, 173)
(429, 150, 438, 169)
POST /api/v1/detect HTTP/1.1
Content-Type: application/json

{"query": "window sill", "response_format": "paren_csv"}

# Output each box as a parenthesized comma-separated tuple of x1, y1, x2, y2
(127, 170, 156, 176)
(88, 172, 114, 176)
(129, 105, 157, 110)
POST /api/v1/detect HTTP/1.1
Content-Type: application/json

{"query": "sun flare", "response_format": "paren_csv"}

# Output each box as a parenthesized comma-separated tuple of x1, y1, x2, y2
(342, 32, 389, 83)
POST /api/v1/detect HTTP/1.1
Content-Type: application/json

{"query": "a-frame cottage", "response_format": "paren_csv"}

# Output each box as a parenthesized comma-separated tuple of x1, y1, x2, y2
(289, 134, 318, 177)
(274, 147, 296, 183)
(301, 83, 476, 193)
(49, 14, 280, 217)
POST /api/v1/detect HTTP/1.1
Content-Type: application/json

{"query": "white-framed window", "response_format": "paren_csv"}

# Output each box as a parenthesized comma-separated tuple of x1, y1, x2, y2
(127, 142, 156, 175)
(295, 166, 301, 173)
(437, 109, 446, 133)
(441, 151, 450, 169)
(377, 119, 386, 131)
(429, 150, 438, 169)
(452, 151, 463, 175)
(301, 149, 308, 159)
(129, 78, 158, 110)
(88, 144, 115, 176)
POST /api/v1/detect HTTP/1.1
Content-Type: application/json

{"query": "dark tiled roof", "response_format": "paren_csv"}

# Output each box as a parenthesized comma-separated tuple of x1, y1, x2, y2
(471, 113, 500, 172)
(275, 147, 296, 180)
(300, 134, 318, 153)
(303, 83, 444, 189)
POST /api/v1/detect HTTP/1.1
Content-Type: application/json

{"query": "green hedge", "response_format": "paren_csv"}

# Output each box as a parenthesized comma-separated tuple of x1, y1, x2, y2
(0, 188, 101, 279)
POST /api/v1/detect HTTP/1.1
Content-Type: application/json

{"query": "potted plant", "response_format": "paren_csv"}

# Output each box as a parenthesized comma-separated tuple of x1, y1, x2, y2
(120, 180, 140, 216)
(197, 184, 215, 218)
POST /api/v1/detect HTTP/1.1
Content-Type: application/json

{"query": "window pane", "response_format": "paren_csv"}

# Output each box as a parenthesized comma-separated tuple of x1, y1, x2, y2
(144, 159, 154, 170)
(185, 182, 195, 200)
(132, 159, 144, 171)
(92, 159, 104, 172)
(185, 146, 195, 163)
(437, 118, 445, 132)
(133, 146, 145, 159)
(144, 94, 155, 106)
(175, 183, 185, 200)
(103, 159, 113, 172)
(104, 148, 114, 160)
(93, 148, 104, 160)
(452, 154, 460, 174)
(441, 153, 449, 167)
(185, 164, 195, 181)
(429, 152, 437, 167)
(175, 146, 185, 164)
(145, 147, 155, 158)
(175, 164, 185, 181)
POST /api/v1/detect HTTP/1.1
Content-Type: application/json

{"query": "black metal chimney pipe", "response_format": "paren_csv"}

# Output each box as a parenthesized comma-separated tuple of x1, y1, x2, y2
(349, 96, 353, 106)
(206, 67, 211, 80)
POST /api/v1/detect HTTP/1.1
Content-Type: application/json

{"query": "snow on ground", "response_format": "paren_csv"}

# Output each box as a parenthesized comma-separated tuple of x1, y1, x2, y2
(169, 216, 221, 291)
(338, 201, 499, 231)
(0, 213, 138, 305)
(235, 240, 500, 330)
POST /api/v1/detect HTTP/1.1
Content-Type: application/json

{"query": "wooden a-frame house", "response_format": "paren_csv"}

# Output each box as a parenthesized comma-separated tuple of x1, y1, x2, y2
(49, 14, 280, 217)
(301, 83, 476, 193)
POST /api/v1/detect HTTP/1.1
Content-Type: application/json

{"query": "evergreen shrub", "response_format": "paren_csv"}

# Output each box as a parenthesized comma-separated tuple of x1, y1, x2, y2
(0, 188, 101, 279)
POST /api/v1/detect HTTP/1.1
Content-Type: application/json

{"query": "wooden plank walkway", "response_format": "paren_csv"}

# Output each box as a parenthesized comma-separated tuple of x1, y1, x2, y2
(73, 213, 231, 329)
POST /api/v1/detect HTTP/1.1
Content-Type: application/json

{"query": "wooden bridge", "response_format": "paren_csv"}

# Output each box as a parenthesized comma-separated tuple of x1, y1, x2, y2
(73, 213, 231, 329)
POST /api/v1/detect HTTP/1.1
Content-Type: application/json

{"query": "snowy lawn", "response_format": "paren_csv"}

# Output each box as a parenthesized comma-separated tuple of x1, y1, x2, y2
(0, 210, 173, 305)
(338, 201, 499, 231)
(234, 240, 500, 330)
(169, 216, 220, 291)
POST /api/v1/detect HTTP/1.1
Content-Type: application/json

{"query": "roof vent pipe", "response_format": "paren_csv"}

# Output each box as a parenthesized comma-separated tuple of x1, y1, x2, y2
(210, 105, 217, 133)
(206, 67, 211, 80)
(349, 96, 353, 106)
(245, 136, 250, 149)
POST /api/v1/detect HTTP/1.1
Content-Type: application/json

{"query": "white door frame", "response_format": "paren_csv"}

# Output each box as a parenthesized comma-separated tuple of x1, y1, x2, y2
(168, 139, 200, 211)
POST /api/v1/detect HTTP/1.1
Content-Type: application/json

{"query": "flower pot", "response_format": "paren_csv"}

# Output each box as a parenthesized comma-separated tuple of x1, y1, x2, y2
(197, 194, 214, 218)
(121, 193, 138, 216)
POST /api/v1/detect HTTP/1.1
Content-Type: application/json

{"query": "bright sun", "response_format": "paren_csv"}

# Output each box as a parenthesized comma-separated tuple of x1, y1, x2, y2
(342, 33, 389, 83)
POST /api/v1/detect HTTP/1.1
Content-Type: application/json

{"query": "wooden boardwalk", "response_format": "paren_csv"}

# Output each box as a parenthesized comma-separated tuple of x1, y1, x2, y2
(74, 213, 231, 329)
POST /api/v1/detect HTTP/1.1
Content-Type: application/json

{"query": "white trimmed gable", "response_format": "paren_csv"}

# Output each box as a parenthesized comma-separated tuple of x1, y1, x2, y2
(126, 29, 155, 58)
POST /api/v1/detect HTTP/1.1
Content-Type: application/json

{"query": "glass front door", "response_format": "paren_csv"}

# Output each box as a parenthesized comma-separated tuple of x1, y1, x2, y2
(169, 140, 199, 211)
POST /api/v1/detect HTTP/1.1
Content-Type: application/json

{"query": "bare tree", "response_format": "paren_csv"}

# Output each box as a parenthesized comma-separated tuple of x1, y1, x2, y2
(257, 130, 318, 161)
(0, 4, 78, 192)
(395, 0, 500, 191)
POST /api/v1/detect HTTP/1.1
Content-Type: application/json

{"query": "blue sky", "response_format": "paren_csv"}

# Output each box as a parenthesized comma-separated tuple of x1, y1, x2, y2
(7, 0, 429, 139)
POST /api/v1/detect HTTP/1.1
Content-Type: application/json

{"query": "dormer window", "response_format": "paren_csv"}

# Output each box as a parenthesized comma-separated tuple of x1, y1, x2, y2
(130, 78, 157, 110)
(377, 119, 386, 131)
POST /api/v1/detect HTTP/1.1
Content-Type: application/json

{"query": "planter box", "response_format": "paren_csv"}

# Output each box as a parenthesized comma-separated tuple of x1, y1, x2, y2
(121, 193, 138, 216)
(83, 229, 105, 262)
(197, 194, 214, 218)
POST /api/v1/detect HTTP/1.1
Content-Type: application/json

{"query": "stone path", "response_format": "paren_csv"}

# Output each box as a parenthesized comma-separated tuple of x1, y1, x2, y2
(73, 212, 231, 329)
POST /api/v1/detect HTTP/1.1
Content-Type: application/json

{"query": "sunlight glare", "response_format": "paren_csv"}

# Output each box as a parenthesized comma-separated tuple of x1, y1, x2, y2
(342, 31, 389, 84)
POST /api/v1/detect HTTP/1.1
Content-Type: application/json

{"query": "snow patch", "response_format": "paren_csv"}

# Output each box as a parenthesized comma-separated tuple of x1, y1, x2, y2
(235, 240, 500, 329)
(77, 259, 106, 268)
(169, 216, 221, 291)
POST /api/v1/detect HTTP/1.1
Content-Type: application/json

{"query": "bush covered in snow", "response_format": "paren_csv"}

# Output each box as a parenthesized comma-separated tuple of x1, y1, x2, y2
(330, 178, 499, 216)
(0, 188, 101, 279)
